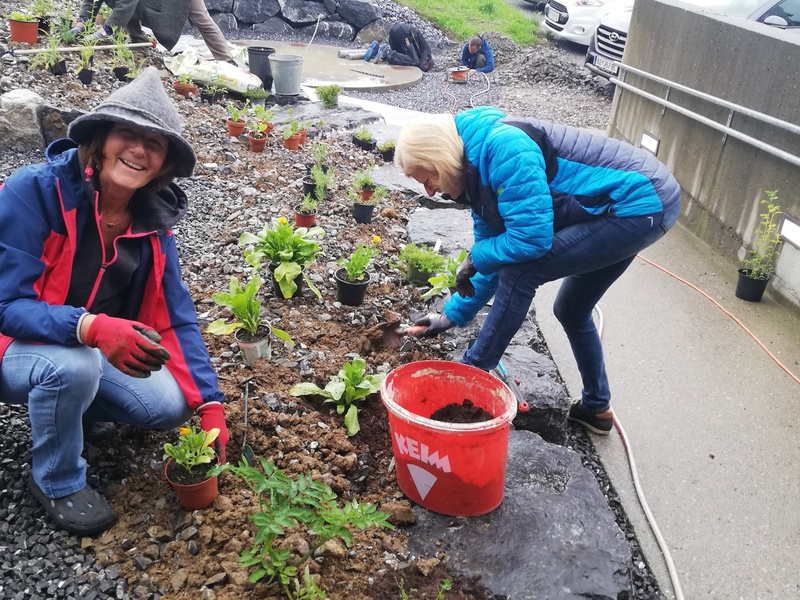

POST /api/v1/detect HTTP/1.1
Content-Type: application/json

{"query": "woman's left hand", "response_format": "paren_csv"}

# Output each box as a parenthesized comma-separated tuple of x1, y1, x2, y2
(455, 252, 478, 297)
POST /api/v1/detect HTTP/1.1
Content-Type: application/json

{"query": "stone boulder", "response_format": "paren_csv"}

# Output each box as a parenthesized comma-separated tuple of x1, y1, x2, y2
(0, 89, 44, 150)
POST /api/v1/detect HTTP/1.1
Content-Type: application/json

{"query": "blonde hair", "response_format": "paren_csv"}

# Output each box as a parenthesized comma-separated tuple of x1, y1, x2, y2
(394, 114, 464, 193)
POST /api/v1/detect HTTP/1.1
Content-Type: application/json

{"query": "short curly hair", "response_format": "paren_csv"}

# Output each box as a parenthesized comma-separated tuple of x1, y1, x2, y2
(394, 114, 464, 193)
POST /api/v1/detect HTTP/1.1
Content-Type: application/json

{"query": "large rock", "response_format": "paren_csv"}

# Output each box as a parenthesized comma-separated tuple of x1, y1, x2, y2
(206, 0, 233, 11)
(279, 0, 331, 25)
(335, 0, 382, 30)
(211, 12, 238, 31)
(298, 20, 355, 41)
(232, 0, 281, 24)
(251, 17, 295, 35)
(407, 430, 631, 599)
(38, 105, 84, 145)
(0, 89, 44, 150)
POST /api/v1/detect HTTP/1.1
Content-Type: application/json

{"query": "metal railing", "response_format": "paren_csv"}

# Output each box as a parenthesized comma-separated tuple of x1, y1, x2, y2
(609, 63, 800, 169)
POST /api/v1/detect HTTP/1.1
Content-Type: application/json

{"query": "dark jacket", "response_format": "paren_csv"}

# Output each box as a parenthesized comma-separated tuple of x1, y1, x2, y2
(461, 37, 495, 73)
(80, 0, 191, 50)
(387, 23, 434, 72)
(0, 139, 223, 409)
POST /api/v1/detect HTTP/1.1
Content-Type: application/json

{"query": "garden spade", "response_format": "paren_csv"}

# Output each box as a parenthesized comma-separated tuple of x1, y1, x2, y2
(360, 321, 426, 350)
(241, 379, 255, 465)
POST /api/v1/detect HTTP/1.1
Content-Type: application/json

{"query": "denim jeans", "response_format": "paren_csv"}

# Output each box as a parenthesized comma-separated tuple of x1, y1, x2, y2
(0, 342, 192, 498)
(463, 202, 680, 413)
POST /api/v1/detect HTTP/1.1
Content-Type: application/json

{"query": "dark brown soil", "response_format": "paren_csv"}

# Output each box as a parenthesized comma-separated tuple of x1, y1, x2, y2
(430, 399, 495, 423)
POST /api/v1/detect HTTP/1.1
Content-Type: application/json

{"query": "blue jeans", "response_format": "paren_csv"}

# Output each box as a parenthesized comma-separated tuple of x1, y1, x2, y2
(463, 203, 680, 413)
(0, 342, 192, 498)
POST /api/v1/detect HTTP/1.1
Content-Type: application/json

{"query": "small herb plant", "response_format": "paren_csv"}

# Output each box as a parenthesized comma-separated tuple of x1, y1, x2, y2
(354, 161, 376, 189)
(378, 139, 396, 152)
(354, 125, 374, 143)
(309, 163, 334, 200)
(29, 0, 54, 18)
(243, 85, 270, 100)
(208, 456, 392, 597)
(741, 190, 783, 280)
(163, 425, 220, 474)
(299, 194, 318, 214)
(351, 183, 386, 205)
(29, 35, 63, 71)
(206, 274, 294, 345)
(338, 236, 380, 282)
(311, 142, 329, 166)
(239, 217, 325, 299)
(397, 243, 446, 282)
(77, 35, 98, 72)
(315, 83, 343, 108)
(178, 72, 195, 86)
(283, 118, 302, 140)
(227, 100, 249, 123)
(9, 11, 36, 21)
(207, 84, 227, 95)
(421, 250, 468, 299)
(111, 27, 134, 68)
(290, 356, 385, 435)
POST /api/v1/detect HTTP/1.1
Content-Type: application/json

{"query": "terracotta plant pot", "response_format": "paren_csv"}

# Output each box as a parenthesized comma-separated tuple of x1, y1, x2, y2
(335, 268, 370, 306)
(173, 81, 198, 99)
(735, 269, 770, 302)
(353, 202, 376, 224)
(112, 66, 130, 81)
(164, 457, 219, 510)
(226, 119, 246, 137)
(294, 205, 317, 228)
(77, 68, 94, 85)
(8, 19, 38, 45)
(283, 132, 302, 151)
(298, 129, 308, 145)
(248, 134, 267, 153)
(234, 327, 272, 365)
(358, 187, 375, 203)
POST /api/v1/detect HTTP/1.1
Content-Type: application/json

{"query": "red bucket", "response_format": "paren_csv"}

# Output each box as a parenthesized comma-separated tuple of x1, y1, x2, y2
(381, 361, 517, 516)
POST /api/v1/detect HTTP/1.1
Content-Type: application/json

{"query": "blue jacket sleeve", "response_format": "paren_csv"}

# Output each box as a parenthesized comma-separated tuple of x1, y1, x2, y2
(469, 127, 554, 274)
(477, 40, 495, 73)
(460, 43, 471, 68)
(0, 168, 86, 345)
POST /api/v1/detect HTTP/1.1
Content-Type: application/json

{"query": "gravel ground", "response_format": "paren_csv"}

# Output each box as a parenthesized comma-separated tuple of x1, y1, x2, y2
(0, 3, 663, 599)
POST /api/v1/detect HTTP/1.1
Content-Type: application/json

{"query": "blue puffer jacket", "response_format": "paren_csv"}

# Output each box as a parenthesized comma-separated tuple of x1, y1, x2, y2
(443, 106, 681, 326)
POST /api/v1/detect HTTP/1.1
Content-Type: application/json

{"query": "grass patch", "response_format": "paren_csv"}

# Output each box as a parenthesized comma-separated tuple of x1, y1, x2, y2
(397, 0, 540, 46)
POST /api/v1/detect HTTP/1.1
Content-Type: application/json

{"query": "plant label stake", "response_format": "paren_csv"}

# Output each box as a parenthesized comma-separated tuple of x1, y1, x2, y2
(242, 379, 255, 465)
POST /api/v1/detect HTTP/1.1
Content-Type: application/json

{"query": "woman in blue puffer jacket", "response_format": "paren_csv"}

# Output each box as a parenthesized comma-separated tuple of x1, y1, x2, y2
(395, 106, 681, 435)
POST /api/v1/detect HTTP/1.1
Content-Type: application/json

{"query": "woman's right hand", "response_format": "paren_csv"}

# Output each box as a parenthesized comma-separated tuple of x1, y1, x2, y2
(83, 314, 171, 377)
(411, 313, 455, 338)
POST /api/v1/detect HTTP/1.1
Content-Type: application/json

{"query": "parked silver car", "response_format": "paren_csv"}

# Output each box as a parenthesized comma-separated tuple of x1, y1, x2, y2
(585, 0, 800, 79)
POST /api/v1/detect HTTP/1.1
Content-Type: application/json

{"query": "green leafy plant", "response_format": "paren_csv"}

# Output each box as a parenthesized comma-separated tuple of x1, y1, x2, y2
(248, 120, 268, 139)
(290, 356, 385, 435)
(239, 217, 325, 299)
(111, 27, 134, 67)
(353, 160, 376, 189)
(741, 190, 783, 280)
(163, 425, 220, 474)
(206, 274, 294, 346)
(9, 11, 36, 21)
(378, 139, 396, 152)
(243, 85, 270, 101)
(421, 250, 468, 299)
(207, 84, 227, 94)
(29, 35, 63, 71)
(288, 566, 328, 600)
(353, 125, 374, 143)
(315, 83, 343, 108)
(309, 163, 334, 201)
(29, 0, 54, 19)
(178, 72, 194, 86)
(299, 194, 318, 214)
(283, 118, 302, 140)
(126, 56, 146, 80)
(77, 35, 98, 71)
(338, 236, 380, 282)
(350, 183, 386, 206)
(208, 456, 391, 596)
(227, 100, 249, 122)
(311, 142, 329, 167)
(397, 244, 446, 283)
(249, 103, 275, 127)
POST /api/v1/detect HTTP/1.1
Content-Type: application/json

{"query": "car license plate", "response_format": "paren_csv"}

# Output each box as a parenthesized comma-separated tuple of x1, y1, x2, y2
(594, 56, 618, 75)
(545, 5, 562, 21)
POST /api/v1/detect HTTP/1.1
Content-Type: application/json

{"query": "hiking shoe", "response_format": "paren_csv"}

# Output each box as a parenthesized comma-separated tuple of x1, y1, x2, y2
(373, 43, 390, 63)
(28, 475, 116, 536)
(364, 40, 380, 61)
(568, 402, 613, 435)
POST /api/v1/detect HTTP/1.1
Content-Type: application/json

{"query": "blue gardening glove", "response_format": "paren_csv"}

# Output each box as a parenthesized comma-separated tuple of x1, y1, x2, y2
(93, 24, 113, 39)
(455, 252, 478, 298)
(69, 19, 86, 36)
(411, 313, 454, 338)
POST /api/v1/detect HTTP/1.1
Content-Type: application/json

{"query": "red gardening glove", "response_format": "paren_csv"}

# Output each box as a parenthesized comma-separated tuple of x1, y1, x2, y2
(85, 314, 171, 378)
(198, 402, 228, 464)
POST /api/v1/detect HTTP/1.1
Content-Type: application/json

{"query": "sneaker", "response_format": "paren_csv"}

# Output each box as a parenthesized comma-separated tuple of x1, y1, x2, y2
(364, 41, 380, 62)
(372, 43, 390, 63)
(567, 402, 613, 435)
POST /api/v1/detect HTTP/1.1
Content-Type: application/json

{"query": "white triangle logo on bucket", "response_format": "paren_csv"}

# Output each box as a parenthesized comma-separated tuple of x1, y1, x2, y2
(407, 464, 438, 500)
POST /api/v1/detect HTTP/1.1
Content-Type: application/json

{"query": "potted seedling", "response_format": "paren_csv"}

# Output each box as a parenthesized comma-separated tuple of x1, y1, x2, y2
(294, 194, 318, 228)
(290, 356, 386, 435)
(201, 84, 226, 105)
(353, 160, 376, 202)
(247, 120, 269, 153)
(243, 84, 270, 107)
(226, 100, 248, 137)
(352, 125, 376, 151)
(250, 103, 276, 135)
(316, 83, 343, 108)
(398, 243, 447, 286)
(207, 273, 294, 365)
(303, 163, 334, 201)
(282, 117, 303, 151)
(378, 139, 396, 162)
(334, 236, 381, 306)
(351, 185, 387, 225)
(239, 216, 325, 299)
(110, 27, 133, 80)
(7, 11, 38, 45)
(309, 141, 330, 173)
(29, 35, 66, 75)
(30, 0, 54, 34)
(173, 72, 198, 99)
(163, 425, 221, 510)
(421, 250, 469, 299)
(736, 190, 783, 302)
(125, 57, 146, 80)
(75, 36, 98, 85)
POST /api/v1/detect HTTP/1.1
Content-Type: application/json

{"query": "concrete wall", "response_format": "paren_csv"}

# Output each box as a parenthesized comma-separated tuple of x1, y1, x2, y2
(608, 0, 800, 313)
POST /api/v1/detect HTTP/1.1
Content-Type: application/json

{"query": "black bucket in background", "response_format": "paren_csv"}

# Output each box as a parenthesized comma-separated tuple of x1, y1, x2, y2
(248, 46, 276, 90)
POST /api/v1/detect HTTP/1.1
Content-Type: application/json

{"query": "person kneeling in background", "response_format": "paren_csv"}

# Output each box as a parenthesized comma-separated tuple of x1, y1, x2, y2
(461, 35, 495, 73)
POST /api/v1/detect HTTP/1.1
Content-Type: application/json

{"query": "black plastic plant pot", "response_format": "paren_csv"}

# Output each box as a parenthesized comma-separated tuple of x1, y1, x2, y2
(77, 69, 94, 85)
(335, 268, 370, 306)
(37, 18, 50, 35)
(112, 66, 130, 81)
(735, 269, 770, 302)
(270, 266, 304, 299)
(302, 176, 317, 199)
(50, 60, 67, 76)
(201, 91, 214, 104)
(380, 148, 395, 162)
(352, 135, 376, 151)
(353, 203, 375, 224)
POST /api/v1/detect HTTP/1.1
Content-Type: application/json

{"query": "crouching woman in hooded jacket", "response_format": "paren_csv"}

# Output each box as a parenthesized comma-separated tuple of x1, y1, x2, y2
(395, 106, 681, 436)
(0, 67, 228, 536)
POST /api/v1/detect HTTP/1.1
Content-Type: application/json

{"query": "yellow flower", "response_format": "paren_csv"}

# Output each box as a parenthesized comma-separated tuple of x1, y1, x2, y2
(278, 216, 288, 225)
(178, 426, 191, 436)
(372, 235, 381, 244)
